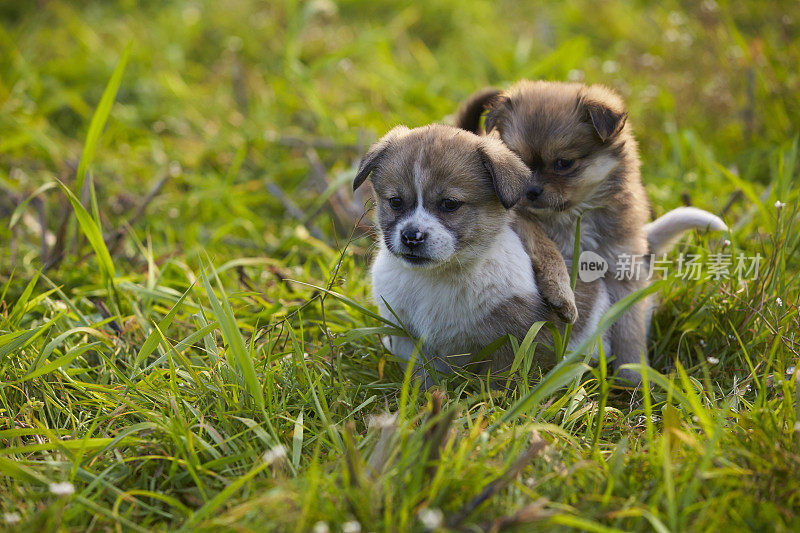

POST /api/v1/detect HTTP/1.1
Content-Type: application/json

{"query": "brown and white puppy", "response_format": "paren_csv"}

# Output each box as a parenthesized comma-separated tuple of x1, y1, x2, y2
(353, 124, 610, 385)
(456, 80, 726, 384)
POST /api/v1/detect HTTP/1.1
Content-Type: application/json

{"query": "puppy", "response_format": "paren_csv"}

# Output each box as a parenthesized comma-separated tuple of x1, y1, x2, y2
(456, 80, 727, 384)
(353, 124, 610, 384)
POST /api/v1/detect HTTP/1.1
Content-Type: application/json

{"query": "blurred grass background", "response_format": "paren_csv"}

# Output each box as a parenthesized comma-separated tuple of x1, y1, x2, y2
(3, 0, 798, 259)
(1, 1, 799, 531)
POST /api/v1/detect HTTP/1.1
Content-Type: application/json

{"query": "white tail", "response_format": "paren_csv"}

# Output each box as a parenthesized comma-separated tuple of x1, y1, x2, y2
(645, 207, 728, 254)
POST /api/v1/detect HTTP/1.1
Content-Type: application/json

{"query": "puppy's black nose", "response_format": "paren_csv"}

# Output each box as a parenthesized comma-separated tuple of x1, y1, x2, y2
(526, 185, 543, 200)
(401, 228, 426, 248)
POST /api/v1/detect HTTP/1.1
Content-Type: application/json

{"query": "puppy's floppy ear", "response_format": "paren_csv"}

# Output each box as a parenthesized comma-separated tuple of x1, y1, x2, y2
(478, 137, 530, 209)
(353, 125, 411, 191)
(581, 85, 627, 142)
(587, 103, 626, 141)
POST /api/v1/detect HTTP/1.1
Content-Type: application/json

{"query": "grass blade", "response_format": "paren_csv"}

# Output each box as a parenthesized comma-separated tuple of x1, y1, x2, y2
(75, 42, 132, 193)
(201, 266, 265, 411)
(55, 178, 116, 282)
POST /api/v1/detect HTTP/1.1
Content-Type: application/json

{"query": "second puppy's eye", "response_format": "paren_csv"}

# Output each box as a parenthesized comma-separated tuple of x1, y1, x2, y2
(554, 159, 574, 172)
(439, 198, 463, 212)
(388, 197, 403, 210)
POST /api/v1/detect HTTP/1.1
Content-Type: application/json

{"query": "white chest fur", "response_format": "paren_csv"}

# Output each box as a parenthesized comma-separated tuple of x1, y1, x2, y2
(371, 224, 538, 359)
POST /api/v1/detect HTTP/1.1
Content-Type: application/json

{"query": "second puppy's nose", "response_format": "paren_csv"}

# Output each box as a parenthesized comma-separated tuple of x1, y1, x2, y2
(401, 228, 426, 248)
(526, 185, 543, 200)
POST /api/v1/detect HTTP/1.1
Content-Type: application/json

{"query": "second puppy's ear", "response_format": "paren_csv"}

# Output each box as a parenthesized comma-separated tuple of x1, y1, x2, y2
(581, 85, 627, 142)
(479, 137, 530, 209)
(353, 125, 411, 191)
(587, 103, 627, 142)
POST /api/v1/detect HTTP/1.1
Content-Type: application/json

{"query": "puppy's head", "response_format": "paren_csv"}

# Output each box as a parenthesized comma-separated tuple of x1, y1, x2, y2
(484, 81, 630, 212)
(354, 124, 529, 268)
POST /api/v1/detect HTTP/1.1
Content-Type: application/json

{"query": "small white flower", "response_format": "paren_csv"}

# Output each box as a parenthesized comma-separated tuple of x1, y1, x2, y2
(776, 297, 783, 307)
(263, 445, 287, 464)
(418, 508, 444, 530)
(49, 481, 75, 496)
(665, 28, 680, 42)
(342, 520, 361, 533)
(368, 412, 398, 429)
(567, 69, 585, 82)
(727, 46, 744, 59)
(312, 521, 330, 533)
(723, 239, 731, 247)
(640, 54, 660, 68)
(701, 0, 718, 12)
(3, 512, 21, 525)
(168, 161, 183, 178)
(642, 84, 659, 99)
(699, 340, 706, 348)
(707, 356, 720, 365)
(668, 11, 685, 25)
(601, 60, 619, 74)
(786, 366, 796, 376)
(775, 200, 786, 209)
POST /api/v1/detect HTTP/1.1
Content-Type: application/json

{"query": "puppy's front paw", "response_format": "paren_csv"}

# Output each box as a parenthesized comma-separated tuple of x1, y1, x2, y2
(550, 292, 578, 324)
(540, 277, 578, 324)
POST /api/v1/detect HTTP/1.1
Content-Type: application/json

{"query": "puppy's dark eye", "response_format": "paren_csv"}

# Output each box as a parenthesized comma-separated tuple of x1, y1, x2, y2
(388, 197, 403, 210)
(554, 159, 574, 172)
(439, 198, 463, 212)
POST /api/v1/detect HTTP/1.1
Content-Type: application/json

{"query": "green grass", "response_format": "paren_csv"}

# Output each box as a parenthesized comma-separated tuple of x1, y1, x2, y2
(1, 0, 799, 530)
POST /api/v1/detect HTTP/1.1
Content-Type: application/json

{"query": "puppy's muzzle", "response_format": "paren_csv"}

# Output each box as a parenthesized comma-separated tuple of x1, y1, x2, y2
(400, 228, 426, 249)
